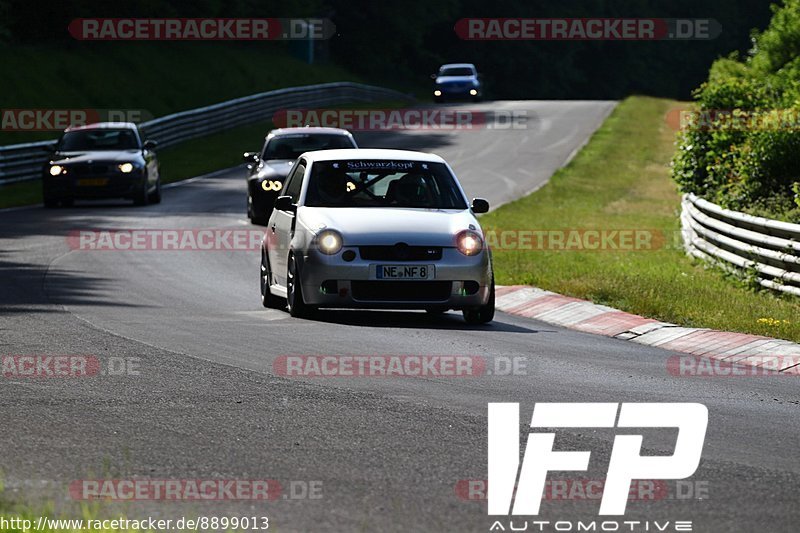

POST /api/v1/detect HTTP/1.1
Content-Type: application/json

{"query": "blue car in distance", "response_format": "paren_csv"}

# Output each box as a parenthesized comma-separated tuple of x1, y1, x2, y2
(432, 63, 482, 103)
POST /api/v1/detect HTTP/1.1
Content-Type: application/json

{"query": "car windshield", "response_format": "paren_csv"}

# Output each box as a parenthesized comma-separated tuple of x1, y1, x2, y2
(305, 159, 468, 209)
(58, 129, 140, 151)
(439, 67, 474, 77)
(264, 134, 354, 160)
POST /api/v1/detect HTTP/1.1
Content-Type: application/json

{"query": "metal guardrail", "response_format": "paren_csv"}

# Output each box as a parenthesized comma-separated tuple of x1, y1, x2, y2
(681, 192, 800, 296)
(0, 82, 414, 186)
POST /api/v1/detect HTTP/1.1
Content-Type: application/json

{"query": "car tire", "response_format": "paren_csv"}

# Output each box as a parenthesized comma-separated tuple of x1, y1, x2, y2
(462, 277, 495, 324)
(133, 179, 149, 206)
(44, 198, 60, 208)
(61, 198, 74, 207)
(261, 250, 286, 310)
(148, 178, 162, 204)
(286, 254, 313, 318)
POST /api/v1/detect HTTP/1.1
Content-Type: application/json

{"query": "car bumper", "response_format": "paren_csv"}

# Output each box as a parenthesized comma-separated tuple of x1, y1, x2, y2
(43, 175, 145, 199)
(436, 86, 480, 97)
(297, 247, 492, 309)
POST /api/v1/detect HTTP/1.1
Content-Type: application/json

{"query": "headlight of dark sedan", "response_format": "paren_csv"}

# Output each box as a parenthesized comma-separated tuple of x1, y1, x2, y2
(49, 165, 67, 176)
(118, 162, 137, 173)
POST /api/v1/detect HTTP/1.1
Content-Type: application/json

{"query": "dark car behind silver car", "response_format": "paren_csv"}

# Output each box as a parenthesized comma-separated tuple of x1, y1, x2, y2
(43, 122, 160, 207)
(243, 127, 357, 225)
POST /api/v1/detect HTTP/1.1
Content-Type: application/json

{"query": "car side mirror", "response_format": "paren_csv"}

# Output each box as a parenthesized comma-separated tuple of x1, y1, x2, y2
(274, 195, 297, 213)
(471, 198, 489, 214)
(243, 151, 260, 163)
(143, 139, 158, 150)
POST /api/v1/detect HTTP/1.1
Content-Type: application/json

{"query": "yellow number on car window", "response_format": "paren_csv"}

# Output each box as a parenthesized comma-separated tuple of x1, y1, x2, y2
(261, 180, 283, 192)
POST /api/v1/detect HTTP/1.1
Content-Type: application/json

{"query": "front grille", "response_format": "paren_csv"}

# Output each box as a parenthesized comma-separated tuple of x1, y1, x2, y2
(71, 163, 113, 176)
(351, 281, 452, 302)
(359, 245, 443, 261)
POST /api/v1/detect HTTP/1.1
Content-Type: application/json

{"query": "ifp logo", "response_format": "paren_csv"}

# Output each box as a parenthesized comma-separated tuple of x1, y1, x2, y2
(488, 403, 708, 516)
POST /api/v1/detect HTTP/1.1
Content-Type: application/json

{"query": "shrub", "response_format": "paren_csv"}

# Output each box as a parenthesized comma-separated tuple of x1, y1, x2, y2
(672, 0, 800, 221)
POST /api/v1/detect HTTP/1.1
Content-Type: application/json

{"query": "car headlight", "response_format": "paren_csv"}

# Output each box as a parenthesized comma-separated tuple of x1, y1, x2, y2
(456, 230, 483, 256)
(118, 162, 135, 173)
(49, 165, 66, 176)
(316, 229, 343, 255)
(434, 90, 442, 96)
(469, 89, 478, 96)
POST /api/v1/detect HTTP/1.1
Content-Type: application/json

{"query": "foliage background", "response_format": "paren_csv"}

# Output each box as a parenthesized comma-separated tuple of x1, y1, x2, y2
(672, 0, 800, 220)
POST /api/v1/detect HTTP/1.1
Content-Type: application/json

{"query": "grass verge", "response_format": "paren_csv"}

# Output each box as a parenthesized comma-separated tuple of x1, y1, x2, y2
(481, 96, 800, 342)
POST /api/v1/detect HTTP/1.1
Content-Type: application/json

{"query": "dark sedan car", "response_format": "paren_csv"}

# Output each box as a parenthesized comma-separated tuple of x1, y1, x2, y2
(244, 127, 357, 225)
(43, 122, 160, 207)
(432, 63, 483, 103)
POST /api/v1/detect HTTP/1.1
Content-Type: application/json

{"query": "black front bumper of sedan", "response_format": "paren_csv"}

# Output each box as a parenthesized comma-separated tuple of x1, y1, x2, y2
(435, 84, 481, 99)
(43, 169, 145, 200)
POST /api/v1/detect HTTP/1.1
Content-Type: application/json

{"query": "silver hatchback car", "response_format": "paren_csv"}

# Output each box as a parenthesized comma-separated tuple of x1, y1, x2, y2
(260, 149, 494, 323)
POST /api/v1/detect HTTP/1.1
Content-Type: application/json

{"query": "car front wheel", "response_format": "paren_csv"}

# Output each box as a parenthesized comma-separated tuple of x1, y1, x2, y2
(133, 177, 149, 206)
(286, 254, 313, 318)
(148, 178, 162, 204)
(260, 250, 286, 309)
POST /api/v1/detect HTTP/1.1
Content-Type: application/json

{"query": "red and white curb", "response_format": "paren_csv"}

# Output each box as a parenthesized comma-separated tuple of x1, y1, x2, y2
(496, 285, 800, 374)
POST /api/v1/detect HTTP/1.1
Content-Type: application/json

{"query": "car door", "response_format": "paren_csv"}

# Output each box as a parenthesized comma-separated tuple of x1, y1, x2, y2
(268, 159, 306, 287)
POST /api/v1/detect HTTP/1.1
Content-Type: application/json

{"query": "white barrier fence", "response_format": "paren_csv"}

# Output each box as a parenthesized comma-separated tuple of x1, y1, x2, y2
(0, 82, 414, 186)
(681, 193, 800, 296)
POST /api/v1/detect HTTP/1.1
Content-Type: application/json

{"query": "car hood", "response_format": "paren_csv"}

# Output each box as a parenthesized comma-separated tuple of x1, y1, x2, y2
(298, 207, 481, 246)
(255, 159, 294, 180)
(51, 150, 143, 165)
(436, 75, 478, 85)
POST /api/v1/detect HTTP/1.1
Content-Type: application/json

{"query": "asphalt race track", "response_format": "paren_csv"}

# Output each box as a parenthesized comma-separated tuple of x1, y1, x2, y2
(2, 100, 799, 532)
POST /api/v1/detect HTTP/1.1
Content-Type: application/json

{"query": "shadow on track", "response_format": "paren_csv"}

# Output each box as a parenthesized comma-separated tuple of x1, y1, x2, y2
(0, 254, 148, 314)
(306, 308, 545, 333)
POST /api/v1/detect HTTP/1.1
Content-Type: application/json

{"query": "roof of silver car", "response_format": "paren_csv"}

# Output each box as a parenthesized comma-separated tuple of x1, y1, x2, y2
(65, 122, 138, 132)
(439, 63, 476, 70)
(268, 127, 354, 137)
(300, 148, 446, 164)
